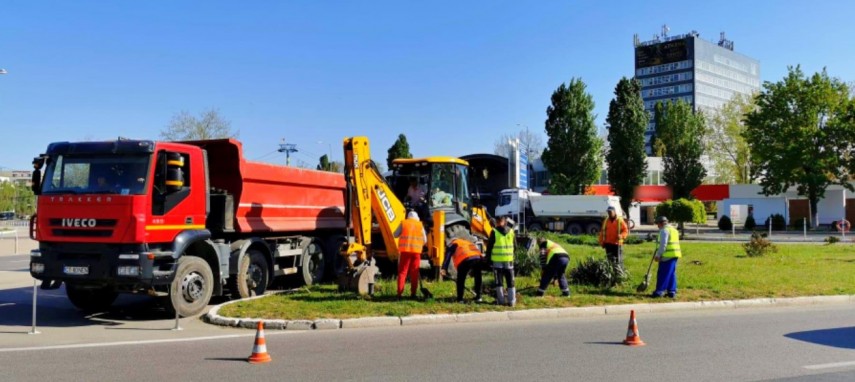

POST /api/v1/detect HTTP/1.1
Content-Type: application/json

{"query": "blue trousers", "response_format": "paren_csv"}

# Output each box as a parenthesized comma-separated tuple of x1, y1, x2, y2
(654, 258, 678, 295)
(538, 255, 570, 293)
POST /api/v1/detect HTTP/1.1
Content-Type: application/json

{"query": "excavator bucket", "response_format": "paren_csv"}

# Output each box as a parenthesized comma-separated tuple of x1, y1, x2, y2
(337, 258, 377, 295)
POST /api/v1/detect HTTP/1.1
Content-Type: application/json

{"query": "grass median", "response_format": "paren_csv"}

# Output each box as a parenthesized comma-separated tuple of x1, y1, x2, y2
(219, 240, 855, 320)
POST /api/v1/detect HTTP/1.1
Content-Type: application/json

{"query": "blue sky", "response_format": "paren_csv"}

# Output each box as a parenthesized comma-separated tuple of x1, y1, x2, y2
(1, 1, 853, 171)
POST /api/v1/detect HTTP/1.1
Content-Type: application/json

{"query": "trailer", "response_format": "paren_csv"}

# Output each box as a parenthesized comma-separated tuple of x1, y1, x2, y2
(29, 138, 346, 316)
(495, 189, 623, 235)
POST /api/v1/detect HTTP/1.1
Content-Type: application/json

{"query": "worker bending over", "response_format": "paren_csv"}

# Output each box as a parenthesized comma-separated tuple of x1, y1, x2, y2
(487, 215, 516, 306)
(397, 211, 426, 299)
(441, 238, 484, 303)
(535, 237, 571, 297)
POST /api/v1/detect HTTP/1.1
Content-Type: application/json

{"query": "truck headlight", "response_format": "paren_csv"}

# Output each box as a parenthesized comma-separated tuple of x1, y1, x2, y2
(117, 266, 140, 276)
(31, 263, 45, 274)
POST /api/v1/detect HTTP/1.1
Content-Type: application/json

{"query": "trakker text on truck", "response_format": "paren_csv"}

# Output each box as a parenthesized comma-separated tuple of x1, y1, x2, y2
(29, 138, 346, 317)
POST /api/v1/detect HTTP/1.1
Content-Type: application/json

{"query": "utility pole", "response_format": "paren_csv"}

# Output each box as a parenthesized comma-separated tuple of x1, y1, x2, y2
(278, 140, 298, 167)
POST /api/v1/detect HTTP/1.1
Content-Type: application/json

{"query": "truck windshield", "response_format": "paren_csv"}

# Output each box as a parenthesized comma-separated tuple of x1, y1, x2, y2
(42, 154, 151, 195)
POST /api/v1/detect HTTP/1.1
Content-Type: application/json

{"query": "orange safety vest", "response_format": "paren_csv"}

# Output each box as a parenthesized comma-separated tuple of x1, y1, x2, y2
(599, 217, 628, 245)
(399, 219, 426, 254)
(450, 238, 483, 268)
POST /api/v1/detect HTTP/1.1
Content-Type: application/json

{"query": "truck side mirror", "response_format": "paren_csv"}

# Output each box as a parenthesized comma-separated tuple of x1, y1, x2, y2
(164, 152, 185, 193)
(31, 155, 47, 196)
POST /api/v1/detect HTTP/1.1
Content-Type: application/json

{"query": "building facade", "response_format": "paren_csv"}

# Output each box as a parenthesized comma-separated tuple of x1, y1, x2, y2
(634, 30, 761, 154)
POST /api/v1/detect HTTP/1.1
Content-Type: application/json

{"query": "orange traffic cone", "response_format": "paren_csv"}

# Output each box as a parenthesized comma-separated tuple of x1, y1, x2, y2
(622, 310, 646, 346)
(248, 321, 272, 364)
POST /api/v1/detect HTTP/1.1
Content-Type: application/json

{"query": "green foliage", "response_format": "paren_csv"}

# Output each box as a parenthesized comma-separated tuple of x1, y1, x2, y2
(536, 232, 643, 246)
(317, 155, 341, 172)
(605, 77, 649, 214)
(386, 134, 413, 168)
(655, 198, 705, 226)
(0, 182, 35, 217)
(744, 66, 855, 227)
(654, 100, 707, 200)
(825, 236, 841, 245)
(744, 215, 756, 230)
(569, 256, 628, 289)
(764, 214, 787, 231)
(791, 217, 809, 229)
(542, 78, 603, 195)
(513, 247, 541, 277)
(743, 232, 777, 257)
(706, 94, 759, 184)
(718, 215, 733, 231)
(160, 108, 237, 141)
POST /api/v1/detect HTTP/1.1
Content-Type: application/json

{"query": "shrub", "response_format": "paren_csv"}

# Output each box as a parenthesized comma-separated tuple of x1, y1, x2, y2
(744, 215, 756, 230)
(764, 214, 786, 231)
(656, 199, 706, 226)
(569, 257, 629, 289)
(791, 217, 808, 229)
(718, 215, 733, 231)
(743, 232, 777, 257)
(825, 236, 841, 245)
(513, 247, 540, 277)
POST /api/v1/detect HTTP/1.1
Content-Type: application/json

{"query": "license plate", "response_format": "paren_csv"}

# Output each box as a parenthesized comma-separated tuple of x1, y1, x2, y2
(63, 266, 89, 275)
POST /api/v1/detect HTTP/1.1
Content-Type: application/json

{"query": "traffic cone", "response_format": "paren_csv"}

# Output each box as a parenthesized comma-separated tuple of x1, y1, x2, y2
(622, 310, 646, 347)
(248, 321, 272, 364)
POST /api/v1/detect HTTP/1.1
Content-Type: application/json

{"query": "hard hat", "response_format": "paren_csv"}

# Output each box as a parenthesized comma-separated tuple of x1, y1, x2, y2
(607, 206, 616, 212)
(655, 216, 669, 224)
(407, 211, 420, 221)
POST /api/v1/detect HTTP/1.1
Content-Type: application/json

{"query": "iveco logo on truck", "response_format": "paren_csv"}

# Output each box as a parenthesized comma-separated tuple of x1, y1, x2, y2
(62, 218, 97, 228)
(376, 189, 396, 222)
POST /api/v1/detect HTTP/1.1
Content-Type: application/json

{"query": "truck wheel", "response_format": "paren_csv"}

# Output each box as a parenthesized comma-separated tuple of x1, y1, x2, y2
(528, 223, 543, 232)
(66, 284, 117, 313)
(301, 238, 325, 286)
(566, 223, 583, 235)
(323, 236, 347, 281)
(446, 224, 474, 244)
(586, 223, 601, 235)
(169, 256, 214, 317)
(236, 250, 269, 298)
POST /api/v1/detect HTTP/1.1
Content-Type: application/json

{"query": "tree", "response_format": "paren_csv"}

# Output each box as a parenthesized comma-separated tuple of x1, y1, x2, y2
(655, 100, 707, 200)
(542, 78, 603, 195)
(706, 93, 759, 184)
(493, 126, 545, 161)
(744, 66, 855, 227)
(605, 77, 648, 214)
(386, 134, 413, 169)
(0, 182, 35, 217)
(317, 154, 342, 173)
(160, 108, 238, 141)
(655, 198, 705, 237)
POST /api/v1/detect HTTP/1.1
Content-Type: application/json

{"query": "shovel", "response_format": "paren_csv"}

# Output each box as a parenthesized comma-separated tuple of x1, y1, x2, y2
(636, 250, 657, 293)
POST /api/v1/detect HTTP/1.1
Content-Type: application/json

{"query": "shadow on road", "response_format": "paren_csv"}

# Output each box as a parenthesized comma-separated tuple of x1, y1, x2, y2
(785, 327, 855, 349)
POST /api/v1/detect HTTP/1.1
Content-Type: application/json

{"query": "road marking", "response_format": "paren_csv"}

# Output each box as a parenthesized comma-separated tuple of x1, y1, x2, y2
(804, 360, 855, 370)
(0, 332, 293, 353)
(0, 303, 14, 308)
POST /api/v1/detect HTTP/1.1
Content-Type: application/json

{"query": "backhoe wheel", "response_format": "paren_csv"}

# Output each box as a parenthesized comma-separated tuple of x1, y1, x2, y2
(169, 256, 214, 317)
(66, 284, 117, 313)
(236, 250, 269, 299)
(301, 238, 325, 286)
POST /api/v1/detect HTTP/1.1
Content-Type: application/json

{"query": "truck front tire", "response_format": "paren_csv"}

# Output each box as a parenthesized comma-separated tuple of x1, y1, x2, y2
(301, 239, 325, 286)
(66, 284, 117, 313)
(169, 256, 214, 317)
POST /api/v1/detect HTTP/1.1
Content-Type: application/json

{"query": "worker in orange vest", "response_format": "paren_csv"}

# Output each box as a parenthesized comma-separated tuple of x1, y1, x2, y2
(441, 238, 484, 303)
(598, 206, 629, 269)
(398, 211, 427, 299)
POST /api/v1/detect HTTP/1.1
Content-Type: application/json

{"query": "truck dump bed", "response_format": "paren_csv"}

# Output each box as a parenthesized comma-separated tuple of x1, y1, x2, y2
(187, 139, 346, 233)
(529, 195, 622, 218)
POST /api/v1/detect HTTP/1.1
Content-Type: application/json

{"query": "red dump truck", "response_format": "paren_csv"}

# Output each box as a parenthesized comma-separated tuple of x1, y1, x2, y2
(28, 138, 346, 316)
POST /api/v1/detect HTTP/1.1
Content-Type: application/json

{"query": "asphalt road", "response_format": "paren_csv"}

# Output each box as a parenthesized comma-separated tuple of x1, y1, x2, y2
(2, 303, 855, 381)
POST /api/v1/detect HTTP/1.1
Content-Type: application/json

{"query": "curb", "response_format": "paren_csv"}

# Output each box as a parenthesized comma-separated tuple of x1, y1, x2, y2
(203, 294, 855, 331)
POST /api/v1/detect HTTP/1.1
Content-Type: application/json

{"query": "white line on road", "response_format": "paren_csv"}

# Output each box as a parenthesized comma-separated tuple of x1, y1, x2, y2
(0, 332, 292, 353)
(804, 360, 855, 370)
(0, 303, 14, 308)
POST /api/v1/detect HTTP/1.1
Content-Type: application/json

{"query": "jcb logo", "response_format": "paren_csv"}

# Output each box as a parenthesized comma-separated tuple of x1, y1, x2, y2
(62, 218, 97, 228)
(376, 189, 396, 222)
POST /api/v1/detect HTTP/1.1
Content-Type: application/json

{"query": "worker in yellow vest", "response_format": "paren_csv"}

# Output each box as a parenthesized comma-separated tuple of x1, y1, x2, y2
(397, 211, 427, 299)
(535, 237, 571, 297)
(486, 215, 516, 306)
(652, 216, 681, 298)
(441, 238, 484, 303)
(598, 206, 629, 269)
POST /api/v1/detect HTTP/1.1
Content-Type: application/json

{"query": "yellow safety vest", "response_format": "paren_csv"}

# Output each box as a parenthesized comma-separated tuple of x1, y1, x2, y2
(663, 225, 682, 259)
(543, 240, 567, 264)
(492, 229, 515, 262)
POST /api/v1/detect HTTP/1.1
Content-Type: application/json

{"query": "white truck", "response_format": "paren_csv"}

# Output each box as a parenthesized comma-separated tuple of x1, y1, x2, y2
(495, 189, 626, 235)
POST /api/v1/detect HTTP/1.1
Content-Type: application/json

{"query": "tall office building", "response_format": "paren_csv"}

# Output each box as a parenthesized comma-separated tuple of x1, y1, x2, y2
(634, 28, 760, 154)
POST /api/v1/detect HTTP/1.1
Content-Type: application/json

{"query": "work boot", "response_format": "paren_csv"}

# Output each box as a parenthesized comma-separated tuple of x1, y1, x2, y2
(507, 287, 517, 307)
(561, 290, 571, 297)
(474, 295, 483, 303)
(535, 289, 545, 297)
(495, 287, 506, 306)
